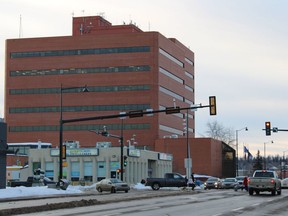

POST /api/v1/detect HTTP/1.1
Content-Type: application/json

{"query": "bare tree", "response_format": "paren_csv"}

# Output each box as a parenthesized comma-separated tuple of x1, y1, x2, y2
(205, 120, 234, 146)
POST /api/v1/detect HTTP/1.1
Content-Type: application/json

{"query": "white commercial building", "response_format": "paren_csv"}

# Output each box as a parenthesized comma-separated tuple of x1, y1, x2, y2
(28, 146, 173, 185)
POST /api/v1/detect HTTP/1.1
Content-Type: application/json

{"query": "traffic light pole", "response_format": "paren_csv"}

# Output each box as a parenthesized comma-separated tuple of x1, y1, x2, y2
(68, 99, 216, 181)
(90, 130, 124, 180)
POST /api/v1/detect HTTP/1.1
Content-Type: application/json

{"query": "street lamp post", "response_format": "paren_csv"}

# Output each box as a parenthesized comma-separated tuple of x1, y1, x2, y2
(263, 140, 273, 170)
(59, 84, 89, 181)
(282, 150, 288, 178)
(235, 127, 248, 176)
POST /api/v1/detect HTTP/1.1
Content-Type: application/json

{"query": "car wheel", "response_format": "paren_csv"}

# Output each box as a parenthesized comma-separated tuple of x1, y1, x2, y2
(111, 187, 116, 193)
(125, 190, 128, 193)
(277, 188, 281, 195)
(97, 187, 102, 193)
(151, 182, 160, 190)
(271, 188, 276, 196)
(249, 188, 253, 195)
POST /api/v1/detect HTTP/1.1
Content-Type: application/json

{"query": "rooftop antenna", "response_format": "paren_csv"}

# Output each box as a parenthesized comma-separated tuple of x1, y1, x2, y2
(19, 14, 23, 38)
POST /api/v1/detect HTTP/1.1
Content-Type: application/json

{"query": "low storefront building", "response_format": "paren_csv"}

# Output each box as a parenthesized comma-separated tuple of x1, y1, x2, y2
(28, 147, 173, 185)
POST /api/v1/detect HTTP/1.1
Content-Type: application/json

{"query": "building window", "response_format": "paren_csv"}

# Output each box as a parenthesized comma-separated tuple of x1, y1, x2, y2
(10, 85, 150, 95)
(159, 48, 184, 67)
(10, 103, 151, 114)
(45, 162, 54, 179)
(185, 57, 194, 66)
(9, 123, 150, 132)
(84, 162, 93, 182)
(71, 162, 80, 181)
(159, 86, 183, 101)
(10, 65, 150, 77)
(159, 67, 183, 84)
(10, 46, 150, 59)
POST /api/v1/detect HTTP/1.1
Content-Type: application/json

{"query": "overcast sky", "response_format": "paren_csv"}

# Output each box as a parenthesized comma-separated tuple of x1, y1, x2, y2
(1, 0, 287, 157)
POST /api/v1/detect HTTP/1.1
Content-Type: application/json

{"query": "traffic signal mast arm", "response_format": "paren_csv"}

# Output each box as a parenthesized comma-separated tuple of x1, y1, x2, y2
(63, 103, 214, 124)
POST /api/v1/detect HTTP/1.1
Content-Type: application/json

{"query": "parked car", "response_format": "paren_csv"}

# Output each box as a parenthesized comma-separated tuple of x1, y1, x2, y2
(96, 178, 130, 193)
(235, 176, 246, 190)
(221, 178, 238, 189)
(204, 177, 221, 190)
(281, 177, 288, 189)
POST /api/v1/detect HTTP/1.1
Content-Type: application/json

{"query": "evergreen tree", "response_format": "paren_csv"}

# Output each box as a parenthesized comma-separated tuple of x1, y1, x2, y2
(253, 150, 263, 171)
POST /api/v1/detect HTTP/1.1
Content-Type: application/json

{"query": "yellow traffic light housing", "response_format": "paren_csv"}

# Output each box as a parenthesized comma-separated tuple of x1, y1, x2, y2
(209, 96, 217, 115)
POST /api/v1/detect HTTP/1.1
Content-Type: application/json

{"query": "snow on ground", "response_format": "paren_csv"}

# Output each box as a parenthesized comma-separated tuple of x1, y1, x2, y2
(0, 182, 204, 199)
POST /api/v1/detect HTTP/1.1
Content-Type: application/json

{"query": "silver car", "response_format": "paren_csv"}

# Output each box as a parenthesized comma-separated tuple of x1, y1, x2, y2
(96, 178, 130, 193)
(222, 178, 238, 189)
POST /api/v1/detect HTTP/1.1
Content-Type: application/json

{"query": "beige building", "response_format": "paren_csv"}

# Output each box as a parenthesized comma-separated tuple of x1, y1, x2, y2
(28, 146, 173, 185)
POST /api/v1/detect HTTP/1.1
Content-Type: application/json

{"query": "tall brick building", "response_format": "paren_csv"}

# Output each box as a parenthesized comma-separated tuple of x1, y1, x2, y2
(5, 16, 195, 150)
(5, 16, 235, 178)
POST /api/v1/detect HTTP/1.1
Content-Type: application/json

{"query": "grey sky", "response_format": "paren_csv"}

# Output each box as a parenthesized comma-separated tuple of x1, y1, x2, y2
(1, 0, 287, 157)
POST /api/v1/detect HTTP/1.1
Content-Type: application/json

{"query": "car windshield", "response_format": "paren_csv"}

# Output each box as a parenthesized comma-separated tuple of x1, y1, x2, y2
(236, 177, 244, 181)
(110, 179, 123, 183)
(224, 178, 235, 182)
(207, 178, 218, 181)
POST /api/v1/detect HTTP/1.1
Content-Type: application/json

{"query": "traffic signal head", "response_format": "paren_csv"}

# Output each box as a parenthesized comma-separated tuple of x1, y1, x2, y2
(265, 122, 271, 136)
(123, 156, 128, 167)
(209, 96, 217, 115)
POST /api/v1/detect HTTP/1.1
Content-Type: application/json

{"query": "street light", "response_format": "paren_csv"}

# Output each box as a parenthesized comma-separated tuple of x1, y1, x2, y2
(235, 127, 248, 176)
(263, 140, 273, 170)
(282, 150, 288, 178)
(59, 84, 89, 181)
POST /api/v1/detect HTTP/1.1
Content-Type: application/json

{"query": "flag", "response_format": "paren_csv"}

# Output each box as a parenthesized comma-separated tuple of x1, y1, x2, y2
(247, 151, 253, 161)
(244, 146, 249, 153)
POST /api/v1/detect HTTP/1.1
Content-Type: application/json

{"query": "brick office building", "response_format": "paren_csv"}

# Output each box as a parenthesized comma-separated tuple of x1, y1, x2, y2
(5, 15, 195, 150)
(5, 16, 235, 177)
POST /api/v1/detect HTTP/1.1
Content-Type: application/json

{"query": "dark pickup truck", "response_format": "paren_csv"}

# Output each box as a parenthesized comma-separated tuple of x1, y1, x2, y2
(10, 176, 34, 187)
(145, 173, 187, 190)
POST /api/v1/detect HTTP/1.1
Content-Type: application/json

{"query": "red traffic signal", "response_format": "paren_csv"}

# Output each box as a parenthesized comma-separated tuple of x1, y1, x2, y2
(265, 122, 271, 136)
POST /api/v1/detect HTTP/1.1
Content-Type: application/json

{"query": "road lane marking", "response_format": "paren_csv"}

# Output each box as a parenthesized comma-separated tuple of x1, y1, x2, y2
(232, 207, 244, 212)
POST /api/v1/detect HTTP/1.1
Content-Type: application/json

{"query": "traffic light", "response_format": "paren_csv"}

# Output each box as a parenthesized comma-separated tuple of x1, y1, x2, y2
(209, 96, 217, 115)
(101, 131, 108, 137)
(265, 122, 271, 136)
(123, 156, 128, 167)
(62, 145, 66, 159)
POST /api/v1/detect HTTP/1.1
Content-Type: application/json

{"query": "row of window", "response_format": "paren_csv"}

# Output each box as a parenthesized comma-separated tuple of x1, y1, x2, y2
(9, 123, 150, 132)
(10, 104, 151, 114)
(10, 46, 150, 58)
(10, 65, 150, 77)
(159, 48, 184, 67)
(10, 85, 150, 95)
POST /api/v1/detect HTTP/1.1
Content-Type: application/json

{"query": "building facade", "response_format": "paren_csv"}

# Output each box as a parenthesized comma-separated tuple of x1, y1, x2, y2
(155, 138, 236, 178)
(26, 147, 172, 185)
(5, 16, 195, 151)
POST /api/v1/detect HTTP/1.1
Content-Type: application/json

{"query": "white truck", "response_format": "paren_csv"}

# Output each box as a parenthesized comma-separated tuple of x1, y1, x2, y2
(248, 170, 281, 196)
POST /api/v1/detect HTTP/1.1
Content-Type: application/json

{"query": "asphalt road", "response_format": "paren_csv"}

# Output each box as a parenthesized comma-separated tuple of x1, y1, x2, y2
(2, 188, 288, 216)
